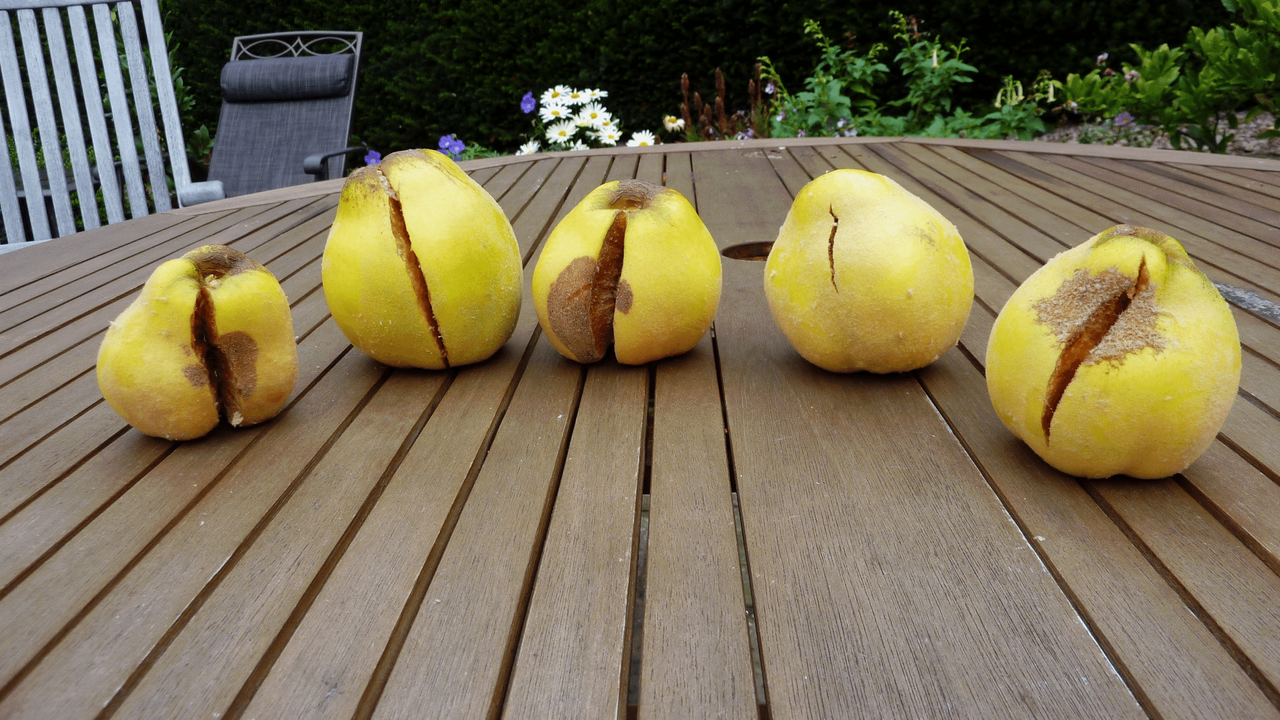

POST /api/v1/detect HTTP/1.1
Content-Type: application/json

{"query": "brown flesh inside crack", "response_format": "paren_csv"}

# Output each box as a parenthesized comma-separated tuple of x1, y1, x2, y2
(828, 205, 839, 292)
(378, 167, 449, 368)
(1038, 260, 1155, 443)
(188, 252, 264, 426)
(547, 210, 628, 363)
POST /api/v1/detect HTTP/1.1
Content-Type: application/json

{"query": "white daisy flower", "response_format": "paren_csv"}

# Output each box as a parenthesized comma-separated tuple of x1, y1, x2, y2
(626, 130, 657, 147)
(570, 140, 590, 152)
(540, 85, 572, 106)
(539, 103, 572, 123)
(517, 140, 541, 155)
(564, 88, 589, 105)
(597, 116, 618, 131)
(585, 88, 608, 101)
(576, 102, 610, 129)
(662, 115, 685, 132)
(593, 128, 622, 146)
(547, 120, 577, 145)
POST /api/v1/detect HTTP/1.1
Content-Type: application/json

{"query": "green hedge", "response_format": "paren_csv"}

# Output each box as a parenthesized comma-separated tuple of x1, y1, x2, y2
(164, 0, 1231, 157)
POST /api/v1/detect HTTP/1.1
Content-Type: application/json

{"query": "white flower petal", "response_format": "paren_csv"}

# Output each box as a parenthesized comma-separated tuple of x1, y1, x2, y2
(626, 130, 657, 147)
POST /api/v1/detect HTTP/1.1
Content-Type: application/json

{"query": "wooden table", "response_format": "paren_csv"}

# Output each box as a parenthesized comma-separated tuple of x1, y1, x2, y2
(2, 136, 1280, 720)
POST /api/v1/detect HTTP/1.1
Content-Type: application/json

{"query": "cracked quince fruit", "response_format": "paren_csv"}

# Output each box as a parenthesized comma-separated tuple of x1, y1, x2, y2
(533, 179, 721, 365)
(986, 225, 1241, 479)
(97, 245, 298, 441)
(764, 168, 974, 373)
(322, 149, 522, 369)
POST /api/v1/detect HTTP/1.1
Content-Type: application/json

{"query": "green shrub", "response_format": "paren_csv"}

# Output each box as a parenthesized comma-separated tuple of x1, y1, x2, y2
(162, 0, 1229, 155)
(1057, 0, 1280, 152)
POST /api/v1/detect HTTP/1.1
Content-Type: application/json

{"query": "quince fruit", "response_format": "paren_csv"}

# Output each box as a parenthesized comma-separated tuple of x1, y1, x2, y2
(97, 245, 298, 441)
(322, 149, 522, 369)
(764, 168, 973, 373)
(986, 225, 1241, 479)
(533, 179, 721, 365)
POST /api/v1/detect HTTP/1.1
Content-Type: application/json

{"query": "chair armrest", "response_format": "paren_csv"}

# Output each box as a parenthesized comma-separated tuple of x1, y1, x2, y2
(304, 146, 368, 181)
(178, 180, 226, 207)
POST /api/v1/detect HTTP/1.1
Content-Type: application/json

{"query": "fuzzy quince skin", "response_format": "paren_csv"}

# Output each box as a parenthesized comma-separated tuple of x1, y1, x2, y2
(322, 149, 522, 369)
(764, 168, 973, 373)
(97, 245, 298, 441)
(986, 225, 1241, 479)
(533, 179, 721, 365)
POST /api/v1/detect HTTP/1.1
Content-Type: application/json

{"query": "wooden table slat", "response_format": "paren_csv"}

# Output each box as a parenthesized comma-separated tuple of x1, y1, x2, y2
(1136, 161, 1280, 219)
(1069, 155, 1280, 253)
(502, 360, 647, 718)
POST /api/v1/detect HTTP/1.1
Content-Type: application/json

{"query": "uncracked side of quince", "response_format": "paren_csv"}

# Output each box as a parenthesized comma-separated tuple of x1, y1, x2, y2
(764, 168, 973, 373)
(986, 225, 1241, 479)
(322, 149, 522, 369)
(96, 245, 298, 441)
(532, 180, 721, 365)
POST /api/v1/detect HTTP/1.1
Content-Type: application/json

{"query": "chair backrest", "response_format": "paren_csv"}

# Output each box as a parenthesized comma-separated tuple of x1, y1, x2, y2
(206, 31, 361, 198)
(0, 0, 198, 247)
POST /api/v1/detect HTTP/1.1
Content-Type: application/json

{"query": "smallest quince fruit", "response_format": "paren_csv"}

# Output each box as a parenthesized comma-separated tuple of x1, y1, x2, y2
(97, 245, 298, 441)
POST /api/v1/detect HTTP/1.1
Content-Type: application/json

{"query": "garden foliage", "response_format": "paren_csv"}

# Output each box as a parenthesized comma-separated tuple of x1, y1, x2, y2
(161, 0, 1228, 157)
(763, 13, 1053, 141)
(1059, 0, 1280, 152)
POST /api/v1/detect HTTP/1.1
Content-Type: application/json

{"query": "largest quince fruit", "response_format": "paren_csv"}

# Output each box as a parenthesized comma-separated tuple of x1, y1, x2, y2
(322, 149, 522, 368)
(764, 168, 974, 373)
(97, 245, 298, 441)
(986, 225, 1241, 479)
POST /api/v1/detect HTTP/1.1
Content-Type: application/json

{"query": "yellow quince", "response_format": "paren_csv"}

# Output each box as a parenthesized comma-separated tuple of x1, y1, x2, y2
(764, 168, 974, 373)
(97, 245, 298, 440)
(533, 179, 721, 364)
(322, 149, 522, 369)
(986, 225, 1241, 479)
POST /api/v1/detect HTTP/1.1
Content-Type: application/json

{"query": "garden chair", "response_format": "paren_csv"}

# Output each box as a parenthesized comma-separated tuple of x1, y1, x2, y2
(0, 0, 222, 250)
(204, 30, 364, 199)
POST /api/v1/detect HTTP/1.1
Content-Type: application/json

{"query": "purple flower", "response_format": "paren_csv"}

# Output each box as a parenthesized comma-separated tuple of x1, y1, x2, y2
(1114, 111, 1134, 127)
(439, 134, 467, 159)
(764, 81, 776, 95)
(521, 92, 536, 114)
(1096, 52, 1109, 66)
(1124, 69, 1140, 83)
(364, 149, 381, 165)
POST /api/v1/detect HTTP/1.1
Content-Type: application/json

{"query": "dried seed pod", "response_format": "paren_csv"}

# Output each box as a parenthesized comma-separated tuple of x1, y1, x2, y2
(986, 225, 1241, 479)
(97, 245, 298, 440)
(533, 180, 721, 365)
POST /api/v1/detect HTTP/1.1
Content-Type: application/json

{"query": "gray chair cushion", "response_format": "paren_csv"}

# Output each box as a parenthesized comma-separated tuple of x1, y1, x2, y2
(220, 54, 353, 102)
(208, 95, 350, 197)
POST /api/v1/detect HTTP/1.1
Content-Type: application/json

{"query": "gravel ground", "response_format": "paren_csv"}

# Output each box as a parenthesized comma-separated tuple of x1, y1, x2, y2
(1034, 111, 1280, 158)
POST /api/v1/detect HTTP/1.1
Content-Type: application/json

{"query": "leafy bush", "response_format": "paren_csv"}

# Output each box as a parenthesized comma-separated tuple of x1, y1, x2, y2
(1058, 0, 1280, 152)
(761, 13, 1052, 142)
